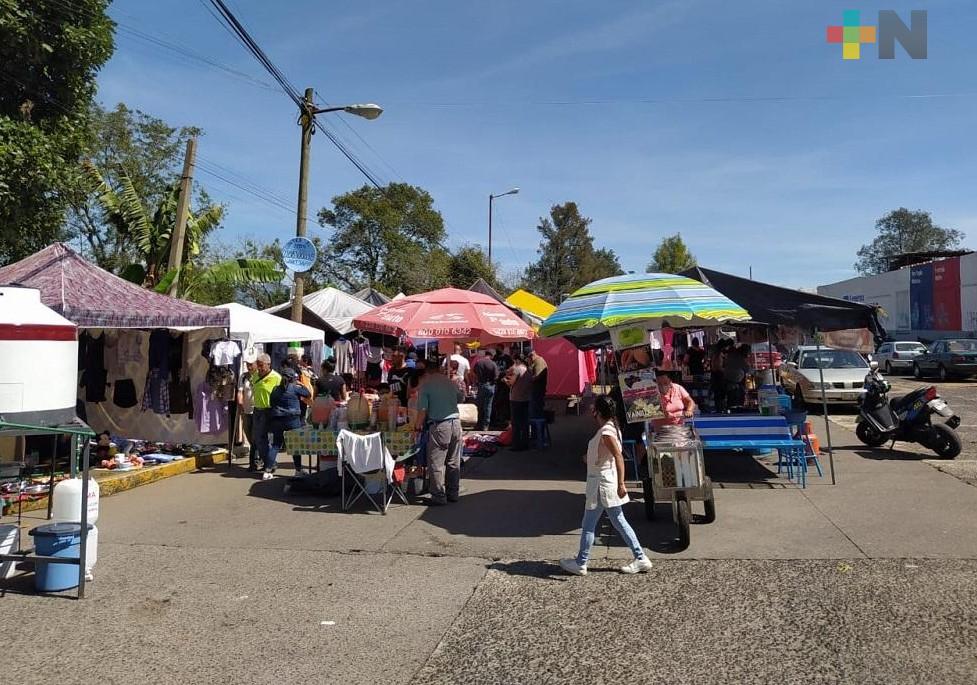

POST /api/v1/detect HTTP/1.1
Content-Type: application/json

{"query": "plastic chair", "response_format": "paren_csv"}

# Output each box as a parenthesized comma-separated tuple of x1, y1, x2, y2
(529, 418, 551, 449)
(783, 411, 823, 480)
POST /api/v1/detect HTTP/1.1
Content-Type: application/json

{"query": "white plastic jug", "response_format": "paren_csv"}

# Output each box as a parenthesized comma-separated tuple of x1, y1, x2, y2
(52, 477, 100, 525)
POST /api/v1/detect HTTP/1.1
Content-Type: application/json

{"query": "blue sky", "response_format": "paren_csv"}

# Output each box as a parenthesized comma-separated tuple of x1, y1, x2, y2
(96, 0, 977, 289)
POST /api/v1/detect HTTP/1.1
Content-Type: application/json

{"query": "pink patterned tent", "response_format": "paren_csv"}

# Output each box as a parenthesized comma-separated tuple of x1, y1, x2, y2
(0, 243, 229, 328)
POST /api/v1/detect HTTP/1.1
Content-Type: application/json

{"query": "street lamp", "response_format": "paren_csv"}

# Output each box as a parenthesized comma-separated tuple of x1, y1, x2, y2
(291, 90, 383, 322)
(488, 187, 519, 265)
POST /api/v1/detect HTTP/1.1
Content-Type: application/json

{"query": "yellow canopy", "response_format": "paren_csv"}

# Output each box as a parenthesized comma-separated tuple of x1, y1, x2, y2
(505, 289, 556, 326)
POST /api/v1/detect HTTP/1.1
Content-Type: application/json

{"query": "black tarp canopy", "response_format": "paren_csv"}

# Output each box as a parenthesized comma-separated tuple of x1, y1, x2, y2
(680, 266, 885, 338)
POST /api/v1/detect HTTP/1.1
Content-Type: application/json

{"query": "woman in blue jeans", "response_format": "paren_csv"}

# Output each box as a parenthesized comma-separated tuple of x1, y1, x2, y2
(265, 366, 310, 481)
(560, 395, 653, 576)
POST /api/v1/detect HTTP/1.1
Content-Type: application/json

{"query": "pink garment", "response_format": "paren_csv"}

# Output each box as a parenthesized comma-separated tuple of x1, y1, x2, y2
(662, 328, 674, 367)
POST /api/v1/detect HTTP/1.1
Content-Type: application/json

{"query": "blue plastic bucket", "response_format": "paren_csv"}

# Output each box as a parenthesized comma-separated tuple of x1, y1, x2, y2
(29, 522, 86, 592)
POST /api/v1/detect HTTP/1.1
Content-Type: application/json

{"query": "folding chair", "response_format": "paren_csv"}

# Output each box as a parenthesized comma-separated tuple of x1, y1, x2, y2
(336, 430, 407, 514)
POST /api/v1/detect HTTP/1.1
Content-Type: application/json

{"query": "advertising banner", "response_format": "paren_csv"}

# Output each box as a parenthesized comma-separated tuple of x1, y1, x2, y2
(932, 257, 962, 331)
(910, 263, 934, 330)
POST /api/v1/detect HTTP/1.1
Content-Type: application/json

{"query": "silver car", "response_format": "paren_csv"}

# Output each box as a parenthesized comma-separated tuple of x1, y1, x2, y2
(781, 346, 869, 406)
(875, 341, 927, 374)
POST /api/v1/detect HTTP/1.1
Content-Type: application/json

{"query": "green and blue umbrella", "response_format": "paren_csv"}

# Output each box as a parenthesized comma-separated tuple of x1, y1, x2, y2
(539, 272, 751, 341)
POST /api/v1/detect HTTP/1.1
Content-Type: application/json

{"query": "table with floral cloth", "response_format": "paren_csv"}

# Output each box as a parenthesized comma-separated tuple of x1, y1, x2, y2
(283, 427, 415, 457)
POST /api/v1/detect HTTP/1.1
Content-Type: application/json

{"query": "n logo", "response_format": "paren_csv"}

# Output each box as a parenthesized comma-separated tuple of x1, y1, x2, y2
(827, 10, 927, 60)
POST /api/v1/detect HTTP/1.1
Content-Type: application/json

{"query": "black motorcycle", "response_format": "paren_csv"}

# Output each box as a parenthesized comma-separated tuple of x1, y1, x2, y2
(856, 362, 962, 458)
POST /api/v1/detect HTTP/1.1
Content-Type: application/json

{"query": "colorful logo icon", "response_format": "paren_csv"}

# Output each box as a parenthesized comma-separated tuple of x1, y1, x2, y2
(826, 10, 928, 60)
(826, 10, 876, 60)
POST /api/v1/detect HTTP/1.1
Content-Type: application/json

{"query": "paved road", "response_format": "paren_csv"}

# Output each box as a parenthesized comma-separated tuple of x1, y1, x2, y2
(3, 416, 977, 684)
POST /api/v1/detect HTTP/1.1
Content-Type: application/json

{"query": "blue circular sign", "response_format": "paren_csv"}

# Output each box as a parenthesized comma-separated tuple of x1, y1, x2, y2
(282, 237, 317, 272)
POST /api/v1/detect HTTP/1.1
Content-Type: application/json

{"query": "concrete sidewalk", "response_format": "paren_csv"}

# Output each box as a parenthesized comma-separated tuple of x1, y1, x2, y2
(3, 413, 976, 684)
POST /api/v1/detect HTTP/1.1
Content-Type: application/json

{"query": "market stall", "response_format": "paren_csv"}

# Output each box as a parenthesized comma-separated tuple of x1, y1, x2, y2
(265, 286, 373, 338)
(541, 272, 752, 547)
(0, 243, 232, 449)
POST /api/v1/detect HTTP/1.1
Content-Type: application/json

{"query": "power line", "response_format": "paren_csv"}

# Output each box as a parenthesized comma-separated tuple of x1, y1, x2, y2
(203, 0, 389, 190)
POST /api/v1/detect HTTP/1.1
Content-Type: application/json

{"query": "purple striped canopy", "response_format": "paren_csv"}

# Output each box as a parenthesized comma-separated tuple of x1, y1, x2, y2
(0, 243, 229, 328)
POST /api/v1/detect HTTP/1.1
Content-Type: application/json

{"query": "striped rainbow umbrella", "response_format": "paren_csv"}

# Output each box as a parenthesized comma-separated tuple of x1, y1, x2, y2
(539, 272, 751, 341)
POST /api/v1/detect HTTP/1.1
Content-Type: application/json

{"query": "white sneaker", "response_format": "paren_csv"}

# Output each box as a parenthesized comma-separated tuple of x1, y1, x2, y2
(559, 558, 588, 576)
(620, 557, 653, 574)
(261, 472, 274, 481)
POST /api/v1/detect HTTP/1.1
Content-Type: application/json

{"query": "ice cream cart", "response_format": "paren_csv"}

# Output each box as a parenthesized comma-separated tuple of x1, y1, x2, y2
(642, 427, 715, 549)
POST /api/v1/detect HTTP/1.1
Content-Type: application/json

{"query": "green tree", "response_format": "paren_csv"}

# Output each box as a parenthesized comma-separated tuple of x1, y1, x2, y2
(855, 208, 965, 275)
(67, 103, 201, 272)
(317, 182, 448, 294)
(647, 233, 697, 273)
(84, 163, 280, 301)
(447, 245, 502, 291)
(0, 0, 115, 265)
(523, 202, 622, 302)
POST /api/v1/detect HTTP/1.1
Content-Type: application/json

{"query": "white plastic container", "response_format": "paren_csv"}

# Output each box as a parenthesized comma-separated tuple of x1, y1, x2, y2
(0, 287, 78, 426)
(51, 477, 100, 524)
(51, 478, 99, 576)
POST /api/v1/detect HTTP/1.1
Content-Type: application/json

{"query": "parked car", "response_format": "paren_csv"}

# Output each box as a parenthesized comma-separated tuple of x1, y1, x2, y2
(875, 341, 927, 374)
(781, 346, 869, 406)
(913, 339, 977, 380)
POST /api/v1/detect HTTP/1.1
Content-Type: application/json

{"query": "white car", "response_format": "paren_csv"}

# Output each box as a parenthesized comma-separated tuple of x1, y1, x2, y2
(781, 346, 869, 406)
(874, 341, 927, 374)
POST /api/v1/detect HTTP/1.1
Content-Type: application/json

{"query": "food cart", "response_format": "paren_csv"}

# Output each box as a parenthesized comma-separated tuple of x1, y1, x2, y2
(642, 425, 715, 549)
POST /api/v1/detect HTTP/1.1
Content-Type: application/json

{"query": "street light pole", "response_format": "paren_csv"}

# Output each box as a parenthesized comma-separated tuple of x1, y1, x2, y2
(289, 92, 383, 322)
(487, 187, 519, 266)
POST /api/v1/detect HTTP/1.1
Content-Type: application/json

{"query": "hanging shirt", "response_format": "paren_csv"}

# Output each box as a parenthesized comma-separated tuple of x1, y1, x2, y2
(333, 339, 354, 375)
(194, 381, 227, 434)
(354, 339, 371, 373)
(209, 340, 240, 367)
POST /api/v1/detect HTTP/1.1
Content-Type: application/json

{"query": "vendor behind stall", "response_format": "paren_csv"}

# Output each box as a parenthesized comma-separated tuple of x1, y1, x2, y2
(651, 368, 696, 430)
(723, 344, 751, 409)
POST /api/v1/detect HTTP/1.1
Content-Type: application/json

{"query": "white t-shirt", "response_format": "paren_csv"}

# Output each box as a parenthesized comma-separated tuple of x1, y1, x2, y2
(450, 353, 470, 378)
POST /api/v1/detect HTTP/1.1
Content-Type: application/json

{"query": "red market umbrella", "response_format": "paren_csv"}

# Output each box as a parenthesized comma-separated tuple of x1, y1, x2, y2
(353, 288, 535, 343)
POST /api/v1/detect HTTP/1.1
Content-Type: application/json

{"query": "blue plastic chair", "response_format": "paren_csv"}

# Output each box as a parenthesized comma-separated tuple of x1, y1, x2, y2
(622, 439, 640, 481)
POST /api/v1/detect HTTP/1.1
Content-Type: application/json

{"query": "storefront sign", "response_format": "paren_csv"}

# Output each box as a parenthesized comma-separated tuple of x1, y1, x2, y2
(282, 237, 317, 273)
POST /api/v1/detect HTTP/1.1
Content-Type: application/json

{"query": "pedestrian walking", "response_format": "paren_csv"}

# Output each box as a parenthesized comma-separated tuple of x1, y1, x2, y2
(413, 355, 465, 505)
(526, 347, 548, 420)
(560, 395, 653, 576)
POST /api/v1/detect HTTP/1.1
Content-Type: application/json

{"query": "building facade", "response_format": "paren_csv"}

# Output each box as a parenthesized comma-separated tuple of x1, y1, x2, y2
(818, 253, 977, 341)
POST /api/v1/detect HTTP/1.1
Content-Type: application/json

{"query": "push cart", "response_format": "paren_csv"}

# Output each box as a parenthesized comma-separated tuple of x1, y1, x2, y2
(641, 437, 715, 549)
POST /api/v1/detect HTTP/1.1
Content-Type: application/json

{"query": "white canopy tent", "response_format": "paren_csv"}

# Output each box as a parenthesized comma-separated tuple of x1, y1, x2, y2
(264, 287, 373, 335)
(218, 302, 325, 345)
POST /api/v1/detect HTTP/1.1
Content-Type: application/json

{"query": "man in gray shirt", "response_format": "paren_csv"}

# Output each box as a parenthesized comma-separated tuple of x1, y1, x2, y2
(414, 355, 465, 505)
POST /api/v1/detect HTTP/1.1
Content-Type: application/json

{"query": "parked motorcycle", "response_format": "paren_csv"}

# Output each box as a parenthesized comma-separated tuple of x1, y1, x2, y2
(855, 360, 962, 458)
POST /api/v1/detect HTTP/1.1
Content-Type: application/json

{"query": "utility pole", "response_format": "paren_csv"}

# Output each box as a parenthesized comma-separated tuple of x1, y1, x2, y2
(291, 88, 315, 323)
(167, 136, 198, 297)
(487, 194, 493, 265)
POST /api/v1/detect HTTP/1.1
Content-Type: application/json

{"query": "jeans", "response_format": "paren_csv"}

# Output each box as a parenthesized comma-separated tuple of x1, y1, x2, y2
(268, 415, 303, 473)
(251, 409, 272, 468)
(510, 401, 530, 450)
(575, 504, 645, 566)
(427, 418, 462, 502)
(530, 387, 545, 420)
(475, 383, 496, 430)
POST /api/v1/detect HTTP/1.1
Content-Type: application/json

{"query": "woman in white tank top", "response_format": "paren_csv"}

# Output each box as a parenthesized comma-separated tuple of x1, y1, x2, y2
(560, 395, 653, 576)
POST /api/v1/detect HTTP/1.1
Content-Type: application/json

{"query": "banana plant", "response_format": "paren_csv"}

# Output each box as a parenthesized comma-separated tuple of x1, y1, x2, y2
(82, 160, 281, 298)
